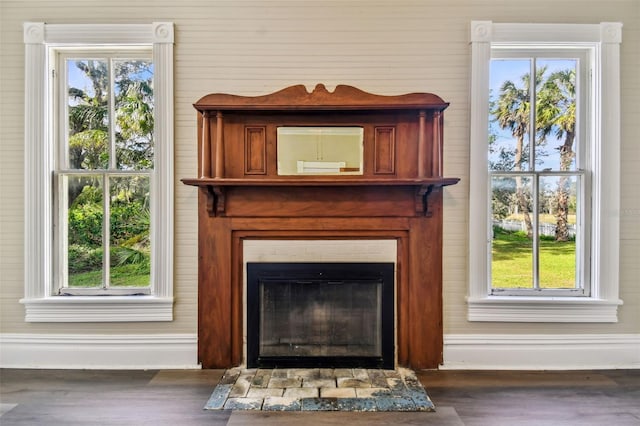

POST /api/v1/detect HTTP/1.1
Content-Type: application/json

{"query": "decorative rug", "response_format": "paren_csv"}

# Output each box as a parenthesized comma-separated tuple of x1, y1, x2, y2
(204, 367, 435, 412)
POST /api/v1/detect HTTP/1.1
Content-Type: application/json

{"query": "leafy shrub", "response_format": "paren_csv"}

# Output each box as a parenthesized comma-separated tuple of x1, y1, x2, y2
(112, 246, 150, 267)
(68, 185, 104, 248)
(110, 205, 149, 246)
(68, 244, 103, 273)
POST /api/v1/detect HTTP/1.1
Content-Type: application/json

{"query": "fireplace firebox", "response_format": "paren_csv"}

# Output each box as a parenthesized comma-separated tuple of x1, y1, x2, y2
(247, 262, 394, 369)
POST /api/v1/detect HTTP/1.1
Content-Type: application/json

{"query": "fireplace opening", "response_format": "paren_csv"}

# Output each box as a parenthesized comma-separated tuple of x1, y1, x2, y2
(247, 262, 394, 369)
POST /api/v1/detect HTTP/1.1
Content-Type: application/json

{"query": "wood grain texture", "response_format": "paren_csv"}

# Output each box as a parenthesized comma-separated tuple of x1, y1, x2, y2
(198, 194, 233, 368)
(195, 84, 449, 111)
(188, 85, 456, 368)
(374, 127, 396, 175)
(244, 127, 266, 175)
(2, 369, 638, 425)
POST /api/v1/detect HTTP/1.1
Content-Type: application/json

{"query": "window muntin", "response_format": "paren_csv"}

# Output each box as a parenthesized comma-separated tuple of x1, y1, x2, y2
(488, 49, 590, 296)
(55, 50, 153, 295)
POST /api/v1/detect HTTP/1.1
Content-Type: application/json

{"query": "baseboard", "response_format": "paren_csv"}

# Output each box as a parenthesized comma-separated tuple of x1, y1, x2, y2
(442, 333, 640, 370)
(2, 332, 638, 370)
(0, 333, 199, 369)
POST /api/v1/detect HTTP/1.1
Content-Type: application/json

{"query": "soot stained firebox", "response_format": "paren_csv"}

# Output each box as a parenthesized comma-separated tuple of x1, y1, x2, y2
(247, 262, 394, 369)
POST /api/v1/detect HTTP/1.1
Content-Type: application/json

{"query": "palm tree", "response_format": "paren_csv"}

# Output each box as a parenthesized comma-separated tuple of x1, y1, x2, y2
(537, 69, 576, 241)
(493, 68, 548, 238)
(114, 60, 154, 170)
(67, 60, 109, 171)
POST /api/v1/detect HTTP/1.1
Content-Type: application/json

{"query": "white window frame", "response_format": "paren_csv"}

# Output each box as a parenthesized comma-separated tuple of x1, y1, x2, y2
(468, 21, 623, 322)
(21, 22, 174, 322)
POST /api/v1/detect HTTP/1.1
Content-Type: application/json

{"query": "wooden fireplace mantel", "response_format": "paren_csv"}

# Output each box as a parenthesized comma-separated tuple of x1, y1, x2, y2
(182, 84, 459, 369)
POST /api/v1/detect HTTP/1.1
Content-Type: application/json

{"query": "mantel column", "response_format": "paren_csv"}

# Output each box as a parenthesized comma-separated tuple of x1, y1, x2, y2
(418, 111, 426, 177)
(215, 112, 225, 178)
(200, 111, 211, 178)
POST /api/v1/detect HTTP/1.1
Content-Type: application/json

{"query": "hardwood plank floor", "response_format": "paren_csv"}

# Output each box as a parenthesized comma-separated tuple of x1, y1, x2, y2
(1, 369, 638, 425)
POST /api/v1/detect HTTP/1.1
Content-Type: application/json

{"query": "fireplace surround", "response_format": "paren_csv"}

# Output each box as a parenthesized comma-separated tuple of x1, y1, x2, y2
(182, 84, 459, 369)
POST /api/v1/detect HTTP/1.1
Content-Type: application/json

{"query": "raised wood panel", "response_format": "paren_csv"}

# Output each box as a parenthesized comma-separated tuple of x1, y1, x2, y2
(407, 191, 444, 368)
(395, 234, 410, 367)
(374, 126, 396, 175)
(230, 217, 412, 232)
(395, 121, 419, 178)
(197, 193, 233, 368)
(244, 126, 266, 175)
(231, 233, 244, 365)
(223, 186, 417, 217)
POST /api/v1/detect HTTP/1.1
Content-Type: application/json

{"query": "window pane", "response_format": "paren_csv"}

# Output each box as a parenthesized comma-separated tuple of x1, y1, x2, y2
(114, 60, 154, 170)
(535, 59, 578, 172)
(491, 175, 533, 289)
(489, 59, 532, 172)
(66, 175, 104, 287)
(67, 60, 109, 170)
(538, 175, 578, 289)
(109, 175, 151, 287)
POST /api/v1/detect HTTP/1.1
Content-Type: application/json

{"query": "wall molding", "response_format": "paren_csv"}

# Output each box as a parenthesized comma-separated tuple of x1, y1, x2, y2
(443, 333, 640, 370)
(0, 333, 199, 369)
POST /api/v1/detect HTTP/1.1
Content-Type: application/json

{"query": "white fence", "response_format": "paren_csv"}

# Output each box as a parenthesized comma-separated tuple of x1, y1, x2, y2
(493, 219, 576, 238)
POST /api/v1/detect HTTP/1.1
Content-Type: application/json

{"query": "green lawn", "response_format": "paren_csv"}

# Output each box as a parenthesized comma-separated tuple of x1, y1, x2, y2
(492, 229, 576, 289)
(68, 263, 150, 288)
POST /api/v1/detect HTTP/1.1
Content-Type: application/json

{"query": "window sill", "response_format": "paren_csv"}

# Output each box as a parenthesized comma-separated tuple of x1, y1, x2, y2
(20, 296, 174, 322)
(467, 296, 623, 323)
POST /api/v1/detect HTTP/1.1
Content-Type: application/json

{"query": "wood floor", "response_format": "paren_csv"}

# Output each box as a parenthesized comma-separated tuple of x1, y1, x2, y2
(1, 368, 638, 425)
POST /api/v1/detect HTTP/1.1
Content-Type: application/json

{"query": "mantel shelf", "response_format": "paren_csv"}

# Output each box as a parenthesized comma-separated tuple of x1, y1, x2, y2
(181, 176, 460, 216)
(181, 177, 459, 187)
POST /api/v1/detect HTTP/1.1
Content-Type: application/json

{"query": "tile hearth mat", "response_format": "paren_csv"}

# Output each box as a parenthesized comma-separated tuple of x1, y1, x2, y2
(204, 367, 435, 412)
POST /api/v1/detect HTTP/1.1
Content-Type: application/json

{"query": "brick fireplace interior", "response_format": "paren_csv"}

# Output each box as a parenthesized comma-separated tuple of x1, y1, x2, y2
(182, 84, 458, 369)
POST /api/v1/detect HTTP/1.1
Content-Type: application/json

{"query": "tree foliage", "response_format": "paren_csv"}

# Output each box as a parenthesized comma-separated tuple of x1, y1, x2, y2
(65, 58, 153, 280)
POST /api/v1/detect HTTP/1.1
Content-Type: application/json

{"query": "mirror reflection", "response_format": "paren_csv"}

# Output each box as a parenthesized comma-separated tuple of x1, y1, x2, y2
(277, 127, 364, 175)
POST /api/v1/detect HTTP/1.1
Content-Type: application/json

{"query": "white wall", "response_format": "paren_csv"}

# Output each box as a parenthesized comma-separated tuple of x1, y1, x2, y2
(1, 0, 638, 369)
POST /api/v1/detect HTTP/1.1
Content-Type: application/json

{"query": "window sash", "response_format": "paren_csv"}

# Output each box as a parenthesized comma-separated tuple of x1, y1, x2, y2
(55, 171, 152, 295)
(489, 170, 587, 296)
(56, 50, 153, 172)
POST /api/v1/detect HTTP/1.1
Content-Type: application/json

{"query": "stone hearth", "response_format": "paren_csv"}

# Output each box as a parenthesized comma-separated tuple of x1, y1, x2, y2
(204, 367, 434, 412)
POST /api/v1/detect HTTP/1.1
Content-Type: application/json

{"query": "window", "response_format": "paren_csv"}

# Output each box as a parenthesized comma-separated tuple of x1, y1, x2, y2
(489, 50, 589, 296)
(22, 23, 174, 321)
(468, 21, 622, 322)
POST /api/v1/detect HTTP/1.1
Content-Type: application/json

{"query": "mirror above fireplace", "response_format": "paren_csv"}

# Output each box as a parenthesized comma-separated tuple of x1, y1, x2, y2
(276, 127, 364, 175)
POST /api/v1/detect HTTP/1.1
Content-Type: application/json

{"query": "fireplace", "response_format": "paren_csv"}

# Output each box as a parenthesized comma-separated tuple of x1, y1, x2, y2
(182, 84, 459, 369)
(247, 262, 394, 369)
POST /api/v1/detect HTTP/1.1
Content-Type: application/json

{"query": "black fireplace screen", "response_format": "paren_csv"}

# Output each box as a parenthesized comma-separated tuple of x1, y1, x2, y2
(247, 262, 394, 368)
